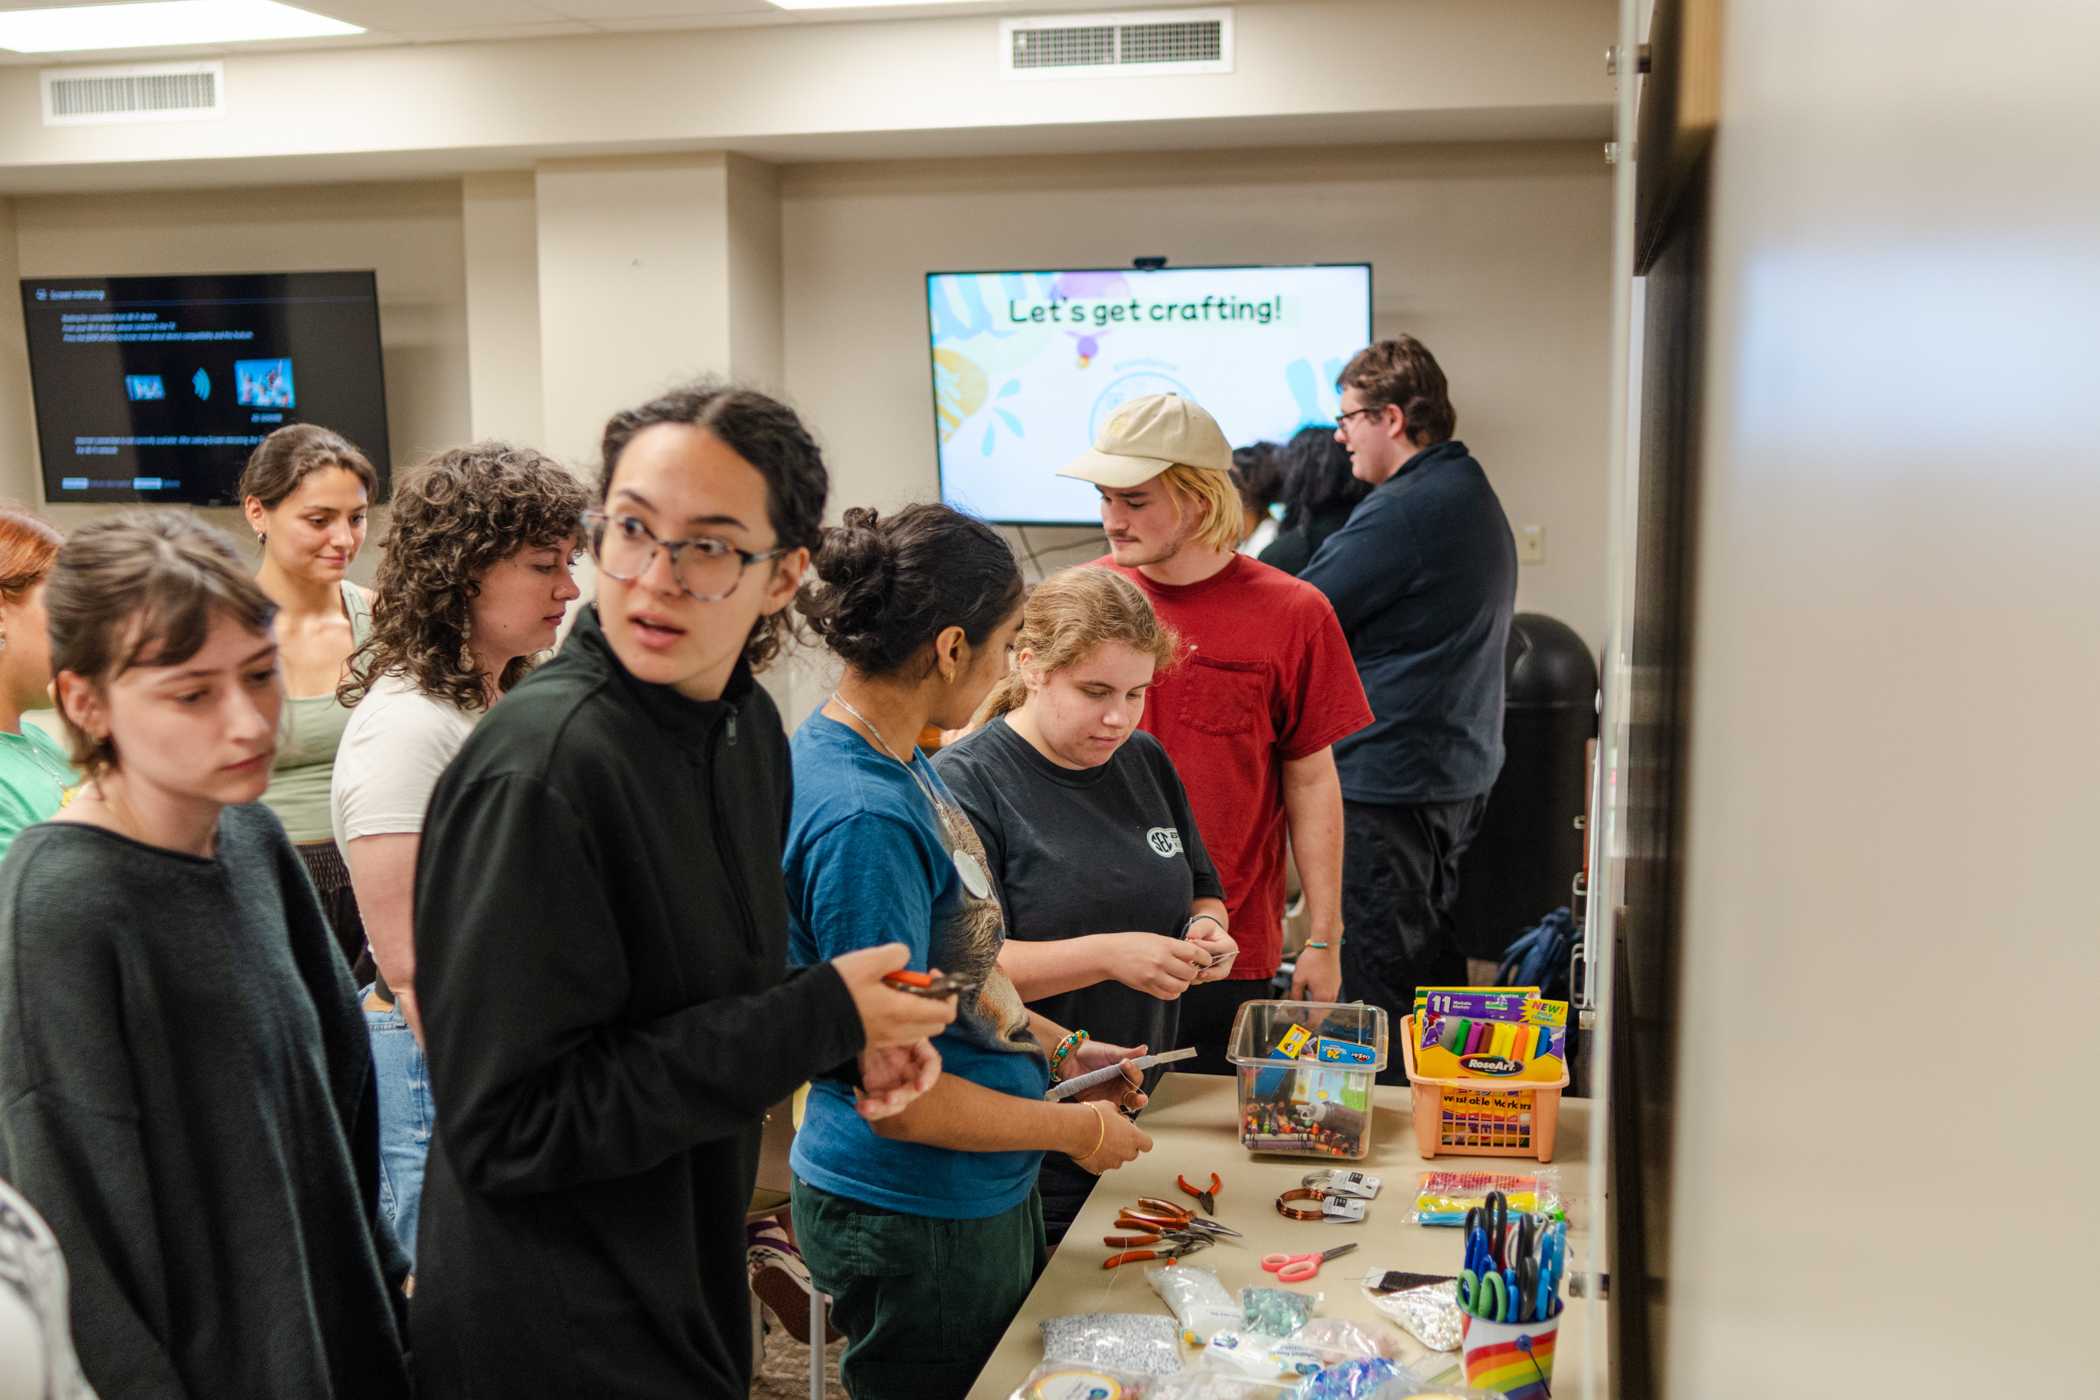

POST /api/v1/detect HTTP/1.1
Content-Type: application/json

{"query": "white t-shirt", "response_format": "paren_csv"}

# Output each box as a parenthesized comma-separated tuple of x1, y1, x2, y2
(330, 671, 480, 856)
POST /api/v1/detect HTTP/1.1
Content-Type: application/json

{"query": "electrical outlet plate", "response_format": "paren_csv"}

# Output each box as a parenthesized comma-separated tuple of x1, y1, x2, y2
(1518, 524, 1546, 565)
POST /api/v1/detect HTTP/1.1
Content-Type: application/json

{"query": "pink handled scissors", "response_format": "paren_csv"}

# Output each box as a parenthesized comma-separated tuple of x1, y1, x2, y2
(1260, 1241, 1359, 1283)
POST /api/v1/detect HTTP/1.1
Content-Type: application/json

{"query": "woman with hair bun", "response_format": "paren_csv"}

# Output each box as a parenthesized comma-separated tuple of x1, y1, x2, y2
(785, 504, 1156, 1400)
(330, 440, 590, 1260)
(0, 505, 69, 861)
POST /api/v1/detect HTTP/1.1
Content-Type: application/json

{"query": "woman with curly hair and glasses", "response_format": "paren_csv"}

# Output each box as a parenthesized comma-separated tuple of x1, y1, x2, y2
(329, 441, 589, 1259)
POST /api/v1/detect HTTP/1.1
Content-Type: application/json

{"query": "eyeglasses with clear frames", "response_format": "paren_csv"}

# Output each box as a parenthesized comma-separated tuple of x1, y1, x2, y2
(583, 509, 786, 603)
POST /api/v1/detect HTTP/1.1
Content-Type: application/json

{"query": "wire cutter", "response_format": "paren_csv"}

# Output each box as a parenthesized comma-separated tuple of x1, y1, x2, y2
(1102, 1231, 1211, 1270)
(1177, 1171, 1222, 1215)
(880, 970, 982, 999)
(1116, 1199, 1243, 1241)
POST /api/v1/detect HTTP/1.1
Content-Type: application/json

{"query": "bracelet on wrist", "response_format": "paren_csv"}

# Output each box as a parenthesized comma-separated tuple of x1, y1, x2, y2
(1181, 913, 1227, 938)
(1077, 1101, 1108, 1162)
(1050, 1029, 1088, 1071)
(1304, 939, 1336, 950)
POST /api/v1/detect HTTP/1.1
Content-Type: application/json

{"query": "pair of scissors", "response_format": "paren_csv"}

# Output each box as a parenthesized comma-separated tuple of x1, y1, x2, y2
(1260, 1242, 1358, 1283)
(1513, 1257, 1539, 1323)
(1459, 1267, 1509, 1321)
(1177, 1171, 1222, 1215)
(1535, 1219, 1565, 1319)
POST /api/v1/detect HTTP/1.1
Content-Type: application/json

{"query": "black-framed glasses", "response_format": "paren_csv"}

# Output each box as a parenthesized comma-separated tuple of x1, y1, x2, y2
(1335, 406, 1386, 429)
(583, 510, 786, 603)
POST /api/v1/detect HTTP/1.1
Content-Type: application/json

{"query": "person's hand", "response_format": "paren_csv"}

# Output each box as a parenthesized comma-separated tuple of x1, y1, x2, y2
(833, 943, 959, 1049)
(1068, 1101, 1154, 1174)
(1063, 1039, 1150, 1114)
(854, 1040, 942, 1122)
(1183, 921, 1238, 984)
(1099, 932, 1206, 999)
(1290, 942, 1342, 1002)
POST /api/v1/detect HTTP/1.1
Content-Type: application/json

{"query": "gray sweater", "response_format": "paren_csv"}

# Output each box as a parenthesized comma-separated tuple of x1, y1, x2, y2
(0, 804, 409, 1399)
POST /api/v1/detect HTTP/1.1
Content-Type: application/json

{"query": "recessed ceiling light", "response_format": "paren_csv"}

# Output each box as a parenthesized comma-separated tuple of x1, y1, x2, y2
(0, 1, 363, 55)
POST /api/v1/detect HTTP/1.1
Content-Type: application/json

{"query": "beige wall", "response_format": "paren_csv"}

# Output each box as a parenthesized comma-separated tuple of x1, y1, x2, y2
(780, 142, 1615, 654)
(462, 170, 544, 446)
(2, 179, 470, 579)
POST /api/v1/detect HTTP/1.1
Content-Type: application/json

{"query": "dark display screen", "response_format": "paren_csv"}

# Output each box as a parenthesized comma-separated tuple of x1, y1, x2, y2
(19, 270, 389, 505)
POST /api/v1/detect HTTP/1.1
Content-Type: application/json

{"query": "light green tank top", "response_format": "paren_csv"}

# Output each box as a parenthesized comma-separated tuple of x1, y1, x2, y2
(260, 582, 372, 844)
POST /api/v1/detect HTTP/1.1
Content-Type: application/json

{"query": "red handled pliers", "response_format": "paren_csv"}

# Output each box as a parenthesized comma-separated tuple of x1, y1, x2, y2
(1177, 1171, 1222, 1216)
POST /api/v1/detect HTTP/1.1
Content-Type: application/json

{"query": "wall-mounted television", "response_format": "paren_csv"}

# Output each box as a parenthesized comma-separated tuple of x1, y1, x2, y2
(18, 270, 390, 506)
(926, 262, 1372, 525)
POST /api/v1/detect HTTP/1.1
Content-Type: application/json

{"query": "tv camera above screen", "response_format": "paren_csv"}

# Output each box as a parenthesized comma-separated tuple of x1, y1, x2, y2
(18, 270, 390, 506)
(926, 262, 1372, 526)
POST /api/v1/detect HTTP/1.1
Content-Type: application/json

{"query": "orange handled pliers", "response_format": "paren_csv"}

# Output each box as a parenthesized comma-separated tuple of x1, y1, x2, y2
(1177, 1171, 1222, 1215)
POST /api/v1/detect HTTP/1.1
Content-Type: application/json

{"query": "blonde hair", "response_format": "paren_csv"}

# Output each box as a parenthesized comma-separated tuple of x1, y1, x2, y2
(984, 567, 1181, 721)
(1157, 463, 1245, 554)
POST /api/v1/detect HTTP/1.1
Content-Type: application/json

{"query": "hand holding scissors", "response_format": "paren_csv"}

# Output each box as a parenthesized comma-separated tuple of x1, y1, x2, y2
(1260, 1242, 1358, 1283)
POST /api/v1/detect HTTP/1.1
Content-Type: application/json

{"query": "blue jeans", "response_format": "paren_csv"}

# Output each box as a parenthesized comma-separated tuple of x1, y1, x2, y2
(362, 987, 433, 1260)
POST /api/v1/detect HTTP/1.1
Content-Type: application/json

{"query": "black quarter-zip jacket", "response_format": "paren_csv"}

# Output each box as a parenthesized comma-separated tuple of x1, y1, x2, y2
(408, 604, 864, 1398)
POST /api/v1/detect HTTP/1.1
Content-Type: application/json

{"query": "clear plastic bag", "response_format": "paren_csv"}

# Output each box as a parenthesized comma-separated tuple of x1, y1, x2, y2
(1040, 1313, 1184, 1376)
(1293, 1358, 1435, 1400)
(1409, 1169, 1562, 1227)
(1240, 1285, 1319, 1337)
(1199, 1330, 1331, 1382)
(1360, 1272, 1464, 1352)
(1148, 1263, 1241, 1347)
(1143, 1371, 1296, 1400)
(1006, 1359, 1150, 1400)
(1290, 1317, 1399, 1363)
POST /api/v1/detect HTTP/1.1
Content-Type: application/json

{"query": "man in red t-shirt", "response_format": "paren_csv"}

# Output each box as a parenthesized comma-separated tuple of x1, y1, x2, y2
(1060, 394, 1372, 1073)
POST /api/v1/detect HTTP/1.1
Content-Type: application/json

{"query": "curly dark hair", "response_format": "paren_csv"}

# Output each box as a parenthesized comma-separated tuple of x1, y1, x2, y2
(340, 441, 590, 711)
(598, 381, 829, 674)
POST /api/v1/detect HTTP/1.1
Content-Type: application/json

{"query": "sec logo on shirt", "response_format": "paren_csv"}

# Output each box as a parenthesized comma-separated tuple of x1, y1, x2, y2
(1145, 827, 1184, 858)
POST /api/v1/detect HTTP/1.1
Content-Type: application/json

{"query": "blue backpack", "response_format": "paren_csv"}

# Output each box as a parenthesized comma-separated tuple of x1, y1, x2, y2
(1495, 907, 1576, 1001)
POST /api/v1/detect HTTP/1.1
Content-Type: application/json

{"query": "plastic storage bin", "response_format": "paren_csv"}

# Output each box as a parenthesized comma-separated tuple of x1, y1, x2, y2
(1399, 1014, 1568, 1162)
(1225, 1000, 1390, 1160)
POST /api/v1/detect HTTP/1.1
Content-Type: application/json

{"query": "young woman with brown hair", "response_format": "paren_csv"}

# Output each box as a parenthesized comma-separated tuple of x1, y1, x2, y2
(0, 511, 408, 1398)
(240, 422, 382, 967)
(330, 440, 590, 1259)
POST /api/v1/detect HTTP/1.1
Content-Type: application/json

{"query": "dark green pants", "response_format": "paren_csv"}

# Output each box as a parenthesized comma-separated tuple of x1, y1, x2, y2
(792, 1178, 1047, 1400)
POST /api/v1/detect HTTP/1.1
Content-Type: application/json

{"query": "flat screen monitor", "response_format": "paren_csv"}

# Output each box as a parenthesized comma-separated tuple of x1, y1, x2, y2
(18, 270, 390, 506)
(926, 262, 1372, 525)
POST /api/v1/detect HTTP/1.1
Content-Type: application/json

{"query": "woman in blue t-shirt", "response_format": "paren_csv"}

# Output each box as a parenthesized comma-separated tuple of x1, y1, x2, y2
(785, 504, 1157, 1400)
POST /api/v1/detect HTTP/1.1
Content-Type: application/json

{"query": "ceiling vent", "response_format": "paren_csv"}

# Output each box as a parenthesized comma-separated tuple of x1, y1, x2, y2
(42, 62, 224, 127)
(1002, 8, 1233, 80)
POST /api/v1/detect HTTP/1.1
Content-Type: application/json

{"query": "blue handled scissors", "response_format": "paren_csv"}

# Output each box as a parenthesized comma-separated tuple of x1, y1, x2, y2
(1513, 1257, 1539, 1323)
(1459, 1268, 1509, 1322)
(1536, 1219, 1565, 1319)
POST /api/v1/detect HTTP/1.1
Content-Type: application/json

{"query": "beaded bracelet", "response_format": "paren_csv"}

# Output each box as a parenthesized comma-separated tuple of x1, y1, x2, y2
(1050, 1029, 1088, 1071)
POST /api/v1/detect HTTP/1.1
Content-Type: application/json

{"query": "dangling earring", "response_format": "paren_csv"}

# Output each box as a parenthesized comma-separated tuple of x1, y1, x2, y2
(458, 614, 476, 674)
(255, 531, 267, 547)
(0, 628, 8, 658)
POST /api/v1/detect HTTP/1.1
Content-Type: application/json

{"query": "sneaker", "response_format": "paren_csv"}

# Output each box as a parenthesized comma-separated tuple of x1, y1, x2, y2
(747, 1221, 839, 1346)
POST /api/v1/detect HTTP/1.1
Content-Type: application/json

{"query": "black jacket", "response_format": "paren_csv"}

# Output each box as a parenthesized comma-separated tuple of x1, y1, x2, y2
(409, 605, 864, 1398)
(1259, 500, 1362, 577)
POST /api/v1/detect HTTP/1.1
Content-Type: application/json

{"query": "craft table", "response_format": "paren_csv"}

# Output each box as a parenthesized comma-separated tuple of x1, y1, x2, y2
(964, 1072, 1599, 1398)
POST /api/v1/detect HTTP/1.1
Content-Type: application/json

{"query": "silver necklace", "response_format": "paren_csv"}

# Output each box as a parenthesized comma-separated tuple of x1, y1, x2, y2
(830, 692, 992, 900)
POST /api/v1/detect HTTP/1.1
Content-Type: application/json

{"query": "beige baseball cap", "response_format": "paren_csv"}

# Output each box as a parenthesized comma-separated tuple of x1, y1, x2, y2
(1057, 393, 1235, 489)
